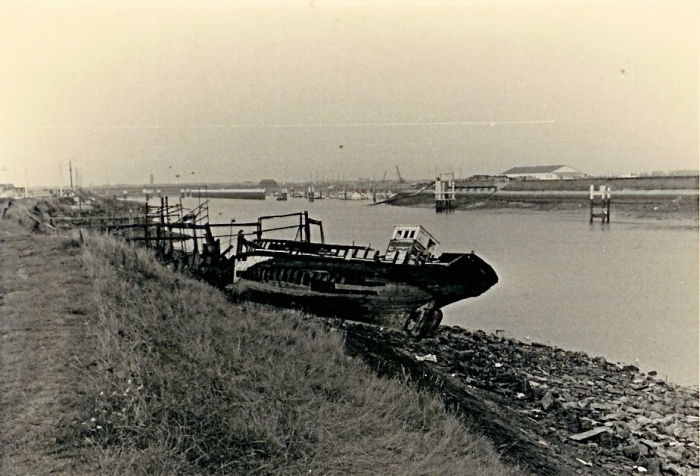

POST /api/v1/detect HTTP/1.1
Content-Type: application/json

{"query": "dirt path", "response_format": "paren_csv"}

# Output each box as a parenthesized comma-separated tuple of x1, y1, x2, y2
(0, 219, 97, 474)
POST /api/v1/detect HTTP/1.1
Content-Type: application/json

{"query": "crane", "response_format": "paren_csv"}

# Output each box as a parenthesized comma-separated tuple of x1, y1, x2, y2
(395, 166, 405, 184)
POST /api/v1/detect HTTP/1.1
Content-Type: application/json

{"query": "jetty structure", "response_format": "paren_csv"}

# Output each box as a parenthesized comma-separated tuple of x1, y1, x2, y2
(182, 188, 266, 200)
(435, 173, 456, 212)
(433, 173, 499, 212)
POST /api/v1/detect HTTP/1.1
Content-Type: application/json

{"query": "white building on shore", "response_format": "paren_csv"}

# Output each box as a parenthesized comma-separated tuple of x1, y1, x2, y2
(502, 165, 584, 180)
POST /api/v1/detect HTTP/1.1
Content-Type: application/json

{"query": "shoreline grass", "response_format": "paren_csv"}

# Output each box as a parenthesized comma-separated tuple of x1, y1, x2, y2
(75, 231, 521, 475)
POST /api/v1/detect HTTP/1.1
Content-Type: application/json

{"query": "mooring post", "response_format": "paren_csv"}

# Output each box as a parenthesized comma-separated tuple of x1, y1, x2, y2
(589, 185, 611, 223)
(599, 185, 606, 224)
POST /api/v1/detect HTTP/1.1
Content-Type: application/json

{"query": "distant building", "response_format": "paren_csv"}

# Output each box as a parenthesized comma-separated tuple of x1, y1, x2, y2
(502, 165, 584, 180)
(0, 183, 15, 196)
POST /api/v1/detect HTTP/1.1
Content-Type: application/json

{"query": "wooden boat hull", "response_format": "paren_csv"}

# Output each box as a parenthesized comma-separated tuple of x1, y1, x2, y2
(230, 251, 498, 330)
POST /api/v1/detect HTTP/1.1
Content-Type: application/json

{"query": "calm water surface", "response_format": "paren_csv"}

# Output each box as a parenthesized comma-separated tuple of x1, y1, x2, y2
(175, 197, 699, 386)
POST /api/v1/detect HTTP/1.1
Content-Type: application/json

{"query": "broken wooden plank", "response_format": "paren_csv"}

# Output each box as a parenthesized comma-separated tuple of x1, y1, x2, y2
(569, 426, 612, 442)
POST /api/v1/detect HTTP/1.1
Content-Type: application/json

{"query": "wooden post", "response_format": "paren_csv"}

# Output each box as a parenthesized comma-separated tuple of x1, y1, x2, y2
(144, 201, 149, 241)
(304, 211, 311, 242)
(236, 230, 244, 256)
(192, 223, 199, 255)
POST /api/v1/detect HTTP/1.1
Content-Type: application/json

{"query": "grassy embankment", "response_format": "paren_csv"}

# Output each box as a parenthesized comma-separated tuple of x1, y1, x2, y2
(0, 199, 521, 475)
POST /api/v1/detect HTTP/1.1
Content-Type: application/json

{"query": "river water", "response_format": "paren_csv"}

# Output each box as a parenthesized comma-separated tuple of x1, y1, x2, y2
(171, 196, 699, 386)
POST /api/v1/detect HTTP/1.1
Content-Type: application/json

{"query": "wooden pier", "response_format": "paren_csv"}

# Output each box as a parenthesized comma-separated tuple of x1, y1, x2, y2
(50, 198, 331, 290)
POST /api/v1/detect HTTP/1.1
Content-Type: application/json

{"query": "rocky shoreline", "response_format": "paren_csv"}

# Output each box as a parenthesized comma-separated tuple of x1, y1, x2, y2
(323, 319, 699, 475)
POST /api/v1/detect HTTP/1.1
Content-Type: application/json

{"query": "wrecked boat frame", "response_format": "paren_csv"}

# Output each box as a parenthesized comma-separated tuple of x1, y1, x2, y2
(99, 201, 498, 338)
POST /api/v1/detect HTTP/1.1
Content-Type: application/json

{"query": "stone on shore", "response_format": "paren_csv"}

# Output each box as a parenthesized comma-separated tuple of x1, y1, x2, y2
(569, 426, 613, 442)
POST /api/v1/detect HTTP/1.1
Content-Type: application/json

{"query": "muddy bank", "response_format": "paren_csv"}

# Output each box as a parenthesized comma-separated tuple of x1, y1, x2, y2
(318, 319, 699, 475)
(386, 189, 699, 221)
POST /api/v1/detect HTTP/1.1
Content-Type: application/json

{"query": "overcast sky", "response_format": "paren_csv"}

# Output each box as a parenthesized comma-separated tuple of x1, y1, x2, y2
(1, 0, 697, 187)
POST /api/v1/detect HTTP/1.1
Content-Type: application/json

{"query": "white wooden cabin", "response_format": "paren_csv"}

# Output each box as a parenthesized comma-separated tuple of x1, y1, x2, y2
(384, 225, 439, 264)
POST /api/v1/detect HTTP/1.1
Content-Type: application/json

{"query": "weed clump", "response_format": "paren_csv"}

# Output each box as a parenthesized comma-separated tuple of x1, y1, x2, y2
(79, 233, 520, 475)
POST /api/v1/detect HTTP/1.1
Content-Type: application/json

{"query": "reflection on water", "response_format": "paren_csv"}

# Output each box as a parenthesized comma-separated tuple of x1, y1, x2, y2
(173, 197, 699, 386)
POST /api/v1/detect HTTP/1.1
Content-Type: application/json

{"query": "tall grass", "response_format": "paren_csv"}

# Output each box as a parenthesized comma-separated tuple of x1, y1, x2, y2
(79, 233, 521, 475)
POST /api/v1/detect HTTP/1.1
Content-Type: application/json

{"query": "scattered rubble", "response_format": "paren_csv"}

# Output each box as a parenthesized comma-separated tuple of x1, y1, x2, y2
(327, 320, 699, 475)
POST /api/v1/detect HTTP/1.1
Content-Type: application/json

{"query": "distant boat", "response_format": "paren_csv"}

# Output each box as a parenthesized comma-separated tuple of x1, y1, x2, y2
(276, 188, 288, 201)
(230, 212, 498, 337)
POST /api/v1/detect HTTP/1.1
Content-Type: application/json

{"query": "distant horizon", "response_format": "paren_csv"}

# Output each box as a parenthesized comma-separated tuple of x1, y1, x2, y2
(8, 167, 700, 191)
(2, 2, 697, 188)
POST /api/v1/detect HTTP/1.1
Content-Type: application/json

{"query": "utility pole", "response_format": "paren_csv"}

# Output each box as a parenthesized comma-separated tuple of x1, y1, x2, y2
(69, 161, 74, 191)
(58, 163, 63, 196)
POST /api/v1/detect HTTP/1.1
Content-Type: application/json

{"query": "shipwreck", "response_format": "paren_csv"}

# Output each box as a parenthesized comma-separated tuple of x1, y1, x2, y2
(230, 212, 498, 337)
